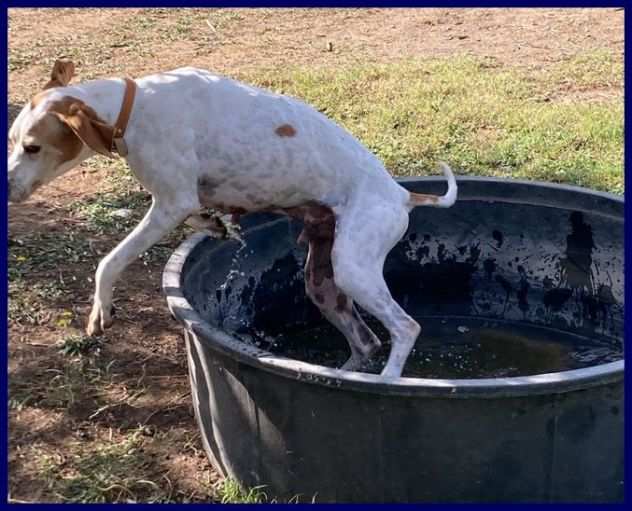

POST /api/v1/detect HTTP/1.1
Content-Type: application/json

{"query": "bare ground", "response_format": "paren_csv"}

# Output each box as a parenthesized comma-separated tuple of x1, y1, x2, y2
(7, 7, 624, 503)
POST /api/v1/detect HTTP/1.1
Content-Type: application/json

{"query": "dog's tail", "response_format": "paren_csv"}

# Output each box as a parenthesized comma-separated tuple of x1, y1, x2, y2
(407, 162, 457, 209)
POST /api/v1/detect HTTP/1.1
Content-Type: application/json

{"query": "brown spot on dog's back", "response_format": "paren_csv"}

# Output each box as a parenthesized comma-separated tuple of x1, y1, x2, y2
(275, 124, 296, 137)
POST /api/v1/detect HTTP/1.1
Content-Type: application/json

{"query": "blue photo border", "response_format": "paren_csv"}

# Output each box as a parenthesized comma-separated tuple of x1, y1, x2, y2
(2, 0, 628, 508)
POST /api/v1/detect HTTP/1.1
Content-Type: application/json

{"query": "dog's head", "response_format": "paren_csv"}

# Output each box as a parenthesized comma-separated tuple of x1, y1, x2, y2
(8, 60, 114, 203)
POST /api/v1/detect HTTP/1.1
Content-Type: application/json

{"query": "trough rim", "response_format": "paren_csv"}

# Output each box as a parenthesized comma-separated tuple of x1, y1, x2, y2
(163, 176, 624, 398)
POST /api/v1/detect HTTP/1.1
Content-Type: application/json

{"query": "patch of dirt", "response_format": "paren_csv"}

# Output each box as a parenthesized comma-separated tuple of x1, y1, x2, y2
(6, 7, 623, 503)
(8, 8, 623, 97)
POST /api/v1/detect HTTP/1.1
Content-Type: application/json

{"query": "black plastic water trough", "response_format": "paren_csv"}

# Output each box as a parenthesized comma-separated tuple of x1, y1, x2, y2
(163, 177, 624, 503)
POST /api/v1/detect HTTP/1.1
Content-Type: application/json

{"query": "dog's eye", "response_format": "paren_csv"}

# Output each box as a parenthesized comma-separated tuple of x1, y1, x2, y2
(23, 145, 41, 154)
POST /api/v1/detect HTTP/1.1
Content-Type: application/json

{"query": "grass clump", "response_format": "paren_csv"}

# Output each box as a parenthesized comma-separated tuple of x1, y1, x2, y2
(216, 478, 317, 503)
(217, 479, 267, 504)
(57, 335, 103, 358)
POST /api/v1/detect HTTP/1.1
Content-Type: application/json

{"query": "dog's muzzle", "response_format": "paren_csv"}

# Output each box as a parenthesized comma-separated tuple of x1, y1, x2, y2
(8, 179, 29, 203)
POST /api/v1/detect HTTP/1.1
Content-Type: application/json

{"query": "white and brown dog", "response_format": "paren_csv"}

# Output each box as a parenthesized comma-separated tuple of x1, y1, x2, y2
(8, 60, 457, 378)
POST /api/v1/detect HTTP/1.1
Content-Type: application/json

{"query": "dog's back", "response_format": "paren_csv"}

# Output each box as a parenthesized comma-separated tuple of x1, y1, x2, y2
(128, 67, 404, 210)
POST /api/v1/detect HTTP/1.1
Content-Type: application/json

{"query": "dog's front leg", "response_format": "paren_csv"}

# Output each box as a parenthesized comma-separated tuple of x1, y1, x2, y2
(86, 199, 192, 336)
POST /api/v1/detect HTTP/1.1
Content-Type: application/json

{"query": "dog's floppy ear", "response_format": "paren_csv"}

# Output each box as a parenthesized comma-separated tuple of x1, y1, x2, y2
(48, 97, 115, 157)
(44, 60, 76, 90)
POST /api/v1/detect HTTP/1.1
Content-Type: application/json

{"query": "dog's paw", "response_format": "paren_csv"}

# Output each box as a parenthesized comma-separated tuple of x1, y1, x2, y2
(86, 302, 113, 336)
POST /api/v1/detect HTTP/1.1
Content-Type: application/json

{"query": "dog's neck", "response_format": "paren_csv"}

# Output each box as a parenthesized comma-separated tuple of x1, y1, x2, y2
(54, 78, 129, 125)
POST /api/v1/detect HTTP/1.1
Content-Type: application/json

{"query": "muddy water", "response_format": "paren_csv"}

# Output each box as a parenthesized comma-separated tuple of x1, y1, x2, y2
(239, 317, 622, 378)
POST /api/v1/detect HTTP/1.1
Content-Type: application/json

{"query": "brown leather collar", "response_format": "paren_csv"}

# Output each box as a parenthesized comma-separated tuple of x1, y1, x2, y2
(110, 77, 136, 157)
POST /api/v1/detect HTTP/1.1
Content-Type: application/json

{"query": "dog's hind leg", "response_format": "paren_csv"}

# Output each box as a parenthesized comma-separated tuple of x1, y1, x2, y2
(331, 202, 421, 379)
(300, 208, 382, 371)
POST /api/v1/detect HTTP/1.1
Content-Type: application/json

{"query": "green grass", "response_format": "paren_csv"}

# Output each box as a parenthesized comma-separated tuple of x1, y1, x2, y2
(36, 433, 275, 503)
(37, 428, 162, 503)
(215, 478, 315, 503)
(217, 479, 267, 504)
(9, 351, 116, 411)
(242, 53, 623, 194)
(547, 49, 623, 91)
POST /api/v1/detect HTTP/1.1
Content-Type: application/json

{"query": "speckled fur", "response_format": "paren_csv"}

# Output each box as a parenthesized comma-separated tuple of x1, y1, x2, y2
(8, 66, 457, 378)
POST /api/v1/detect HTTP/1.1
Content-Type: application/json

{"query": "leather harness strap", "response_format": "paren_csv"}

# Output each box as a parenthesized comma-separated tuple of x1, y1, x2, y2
(111, 77, 137, 157)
